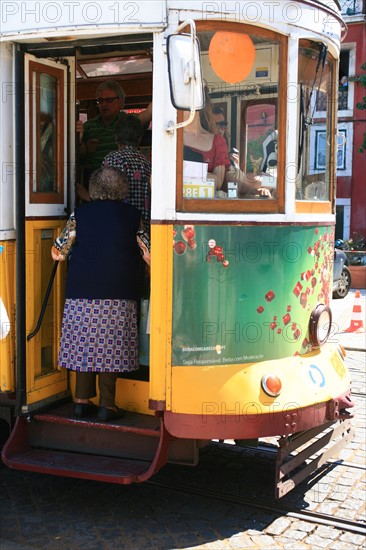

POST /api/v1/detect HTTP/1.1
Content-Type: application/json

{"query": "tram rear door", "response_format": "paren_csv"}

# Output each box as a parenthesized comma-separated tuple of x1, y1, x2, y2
(23, 54, 71, 410)
(22, 39, 154, 411)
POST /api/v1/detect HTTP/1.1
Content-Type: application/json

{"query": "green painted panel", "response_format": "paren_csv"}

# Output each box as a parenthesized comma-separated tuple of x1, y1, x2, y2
(172, 225, 333, 366)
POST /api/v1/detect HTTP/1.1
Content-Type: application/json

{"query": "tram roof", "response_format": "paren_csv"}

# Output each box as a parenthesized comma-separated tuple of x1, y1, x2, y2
(0, 1, 343, 43)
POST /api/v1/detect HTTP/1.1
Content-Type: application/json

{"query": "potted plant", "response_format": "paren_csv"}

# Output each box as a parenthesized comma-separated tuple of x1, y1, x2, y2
(342, 232, 366, 289)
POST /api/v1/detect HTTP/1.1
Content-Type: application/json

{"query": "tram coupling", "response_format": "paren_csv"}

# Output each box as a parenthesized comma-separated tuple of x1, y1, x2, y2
(326, 389, 355, 420)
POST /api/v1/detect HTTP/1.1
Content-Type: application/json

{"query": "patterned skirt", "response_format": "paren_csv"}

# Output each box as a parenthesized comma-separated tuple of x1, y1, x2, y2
(58, 298, 139, 372)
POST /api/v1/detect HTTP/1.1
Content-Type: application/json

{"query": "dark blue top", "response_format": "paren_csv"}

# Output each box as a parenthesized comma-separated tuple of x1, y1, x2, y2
(65, 200, 141, 300)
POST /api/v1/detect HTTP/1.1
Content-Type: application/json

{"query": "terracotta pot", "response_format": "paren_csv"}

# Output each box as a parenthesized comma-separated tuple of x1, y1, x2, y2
(349, 265, 366, 289)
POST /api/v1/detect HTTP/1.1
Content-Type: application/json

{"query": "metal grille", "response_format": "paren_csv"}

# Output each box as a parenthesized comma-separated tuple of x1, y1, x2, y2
(339, 0, 364, 16)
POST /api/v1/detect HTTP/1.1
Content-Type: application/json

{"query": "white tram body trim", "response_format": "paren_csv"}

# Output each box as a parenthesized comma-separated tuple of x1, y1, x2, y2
(0, 42, 16, 236)
(166, 213, 336, 224)
(0, 1, 341, 46)
(0, 231, 16, 241)
(0, 1, 168, 38)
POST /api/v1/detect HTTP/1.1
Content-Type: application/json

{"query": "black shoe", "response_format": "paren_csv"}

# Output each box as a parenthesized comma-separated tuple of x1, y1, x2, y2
(97, 407, 124, 422)
(73, 402, 98, 419)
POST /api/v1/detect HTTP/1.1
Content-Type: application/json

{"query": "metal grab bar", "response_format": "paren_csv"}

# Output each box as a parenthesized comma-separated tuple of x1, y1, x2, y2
(27, 261, 59, 341)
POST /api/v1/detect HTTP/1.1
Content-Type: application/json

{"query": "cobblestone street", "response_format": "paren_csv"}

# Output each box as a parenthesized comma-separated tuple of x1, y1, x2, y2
(0, 0, 365, 547)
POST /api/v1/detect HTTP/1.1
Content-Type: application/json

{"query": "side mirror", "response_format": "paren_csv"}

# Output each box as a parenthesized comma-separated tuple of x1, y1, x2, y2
(166, 20, 204, 131)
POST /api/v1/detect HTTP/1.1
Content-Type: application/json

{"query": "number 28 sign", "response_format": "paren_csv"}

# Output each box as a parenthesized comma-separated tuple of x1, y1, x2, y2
(183, 179, 215, 199)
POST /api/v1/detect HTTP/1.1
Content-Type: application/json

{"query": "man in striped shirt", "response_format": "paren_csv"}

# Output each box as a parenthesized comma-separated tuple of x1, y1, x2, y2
(77, 80, 151, 201)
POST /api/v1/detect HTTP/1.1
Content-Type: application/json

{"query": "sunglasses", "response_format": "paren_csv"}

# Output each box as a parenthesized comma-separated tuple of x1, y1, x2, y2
(216, 121, 228, 127)
(96, 96, 120, 104)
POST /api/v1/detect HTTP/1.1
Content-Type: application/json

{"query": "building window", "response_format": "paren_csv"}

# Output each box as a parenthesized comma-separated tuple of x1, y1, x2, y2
(313, 129, 347, 171)
(338, 50, 350, 110)
(314, 45, 355, 118)
(309, 123, 353, 177)
(335, 199, 351, 241)
(340, 1, 363, 17)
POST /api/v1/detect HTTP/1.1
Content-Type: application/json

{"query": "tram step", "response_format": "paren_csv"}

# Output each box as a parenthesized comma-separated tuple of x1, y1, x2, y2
(3, 447, 151, 483)
(2, 414, 173, 484)
(29, 403, 161, 461)
(31, 403, 160, 436)
(33, 402, 160, 436)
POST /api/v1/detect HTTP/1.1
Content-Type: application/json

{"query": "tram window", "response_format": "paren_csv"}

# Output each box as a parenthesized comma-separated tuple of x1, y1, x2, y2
(178, 25, 286, 213)
(29, 61, 65, 203)
(296, 41, 335, 206)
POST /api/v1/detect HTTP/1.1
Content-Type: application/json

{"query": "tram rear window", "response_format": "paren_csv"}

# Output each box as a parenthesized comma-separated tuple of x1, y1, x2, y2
(296, 40, 335, 207)
(177, 25, 286, 214)
(29, 61, 65, 204)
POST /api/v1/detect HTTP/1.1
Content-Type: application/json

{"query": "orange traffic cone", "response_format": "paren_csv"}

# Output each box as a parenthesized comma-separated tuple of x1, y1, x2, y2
(344, 291, 365, 333)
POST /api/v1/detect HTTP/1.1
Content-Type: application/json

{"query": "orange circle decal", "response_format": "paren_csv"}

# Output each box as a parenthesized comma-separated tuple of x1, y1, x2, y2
(209, 32, 255, 84)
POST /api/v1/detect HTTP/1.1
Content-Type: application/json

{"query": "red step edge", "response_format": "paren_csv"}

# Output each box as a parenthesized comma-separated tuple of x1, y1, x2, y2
(1, 414, 174, 484)
(33, 410, 161, 437)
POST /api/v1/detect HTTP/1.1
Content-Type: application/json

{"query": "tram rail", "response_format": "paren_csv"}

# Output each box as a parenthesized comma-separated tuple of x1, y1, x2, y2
(327, 459, 365, 470)
(227, 442, 366, 472)
(147, 476, 366, 535)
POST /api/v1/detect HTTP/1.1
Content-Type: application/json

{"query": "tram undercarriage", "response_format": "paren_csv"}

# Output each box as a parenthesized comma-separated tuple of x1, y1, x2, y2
(2, 390, 354, 499)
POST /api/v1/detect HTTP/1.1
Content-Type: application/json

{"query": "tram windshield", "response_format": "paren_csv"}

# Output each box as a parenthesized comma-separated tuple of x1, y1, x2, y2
(178, 25, 285, 213)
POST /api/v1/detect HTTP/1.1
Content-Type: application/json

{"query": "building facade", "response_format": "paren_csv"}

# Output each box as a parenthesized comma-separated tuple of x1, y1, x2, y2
(335, 1, 366, 241)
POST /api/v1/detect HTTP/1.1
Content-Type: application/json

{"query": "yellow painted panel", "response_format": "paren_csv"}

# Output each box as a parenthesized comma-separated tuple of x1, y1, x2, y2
(117, 379, 152, 415)
(296, 201, 332, 214)
(26, 379, 69, 406)
(0, 241, 16, 392)
(170, 344, 350, 415)
(68, 372, 153, 416)
(149, 224, 173, 407)
(25, 220, 68, 402)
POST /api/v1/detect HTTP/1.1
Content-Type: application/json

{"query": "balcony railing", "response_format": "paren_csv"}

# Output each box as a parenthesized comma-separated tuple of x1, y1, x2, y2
(315, 89, 349, 112)
(338, 88, 349, 110)
(339, 0, 364, 16)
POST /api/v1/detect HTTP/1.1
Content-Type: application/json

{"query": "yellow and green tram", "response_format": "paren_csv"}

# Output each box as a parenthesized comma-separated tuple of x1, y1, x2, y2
(0, 0, 354, 497)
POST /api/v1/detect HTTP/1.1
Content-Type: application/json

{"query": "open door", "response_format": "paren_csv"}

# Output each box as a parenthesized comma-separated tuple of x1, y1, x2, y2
(24, 54, 70, 409)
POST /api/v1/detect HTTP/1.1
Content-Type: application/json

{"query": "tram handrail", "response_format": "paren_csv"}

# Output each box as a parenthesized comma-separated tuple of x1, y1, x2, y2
(27, 261, 59, 341)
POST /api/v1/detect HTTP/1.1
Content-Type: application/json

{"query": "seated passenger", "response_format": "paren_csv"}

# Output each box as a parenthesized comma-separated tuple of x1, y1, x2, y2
(211, 106, 271, 198)
(226, 148, 272, 198)
(212, 106, 230, 147)
(183, 111, 230, 191)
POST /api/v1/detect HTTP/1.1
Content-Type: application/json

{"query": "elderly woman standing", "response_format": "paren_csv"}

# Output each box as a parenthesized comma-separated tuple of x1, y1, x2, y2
(52, 166, 150, 422)
(103, 114, 152, 300)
